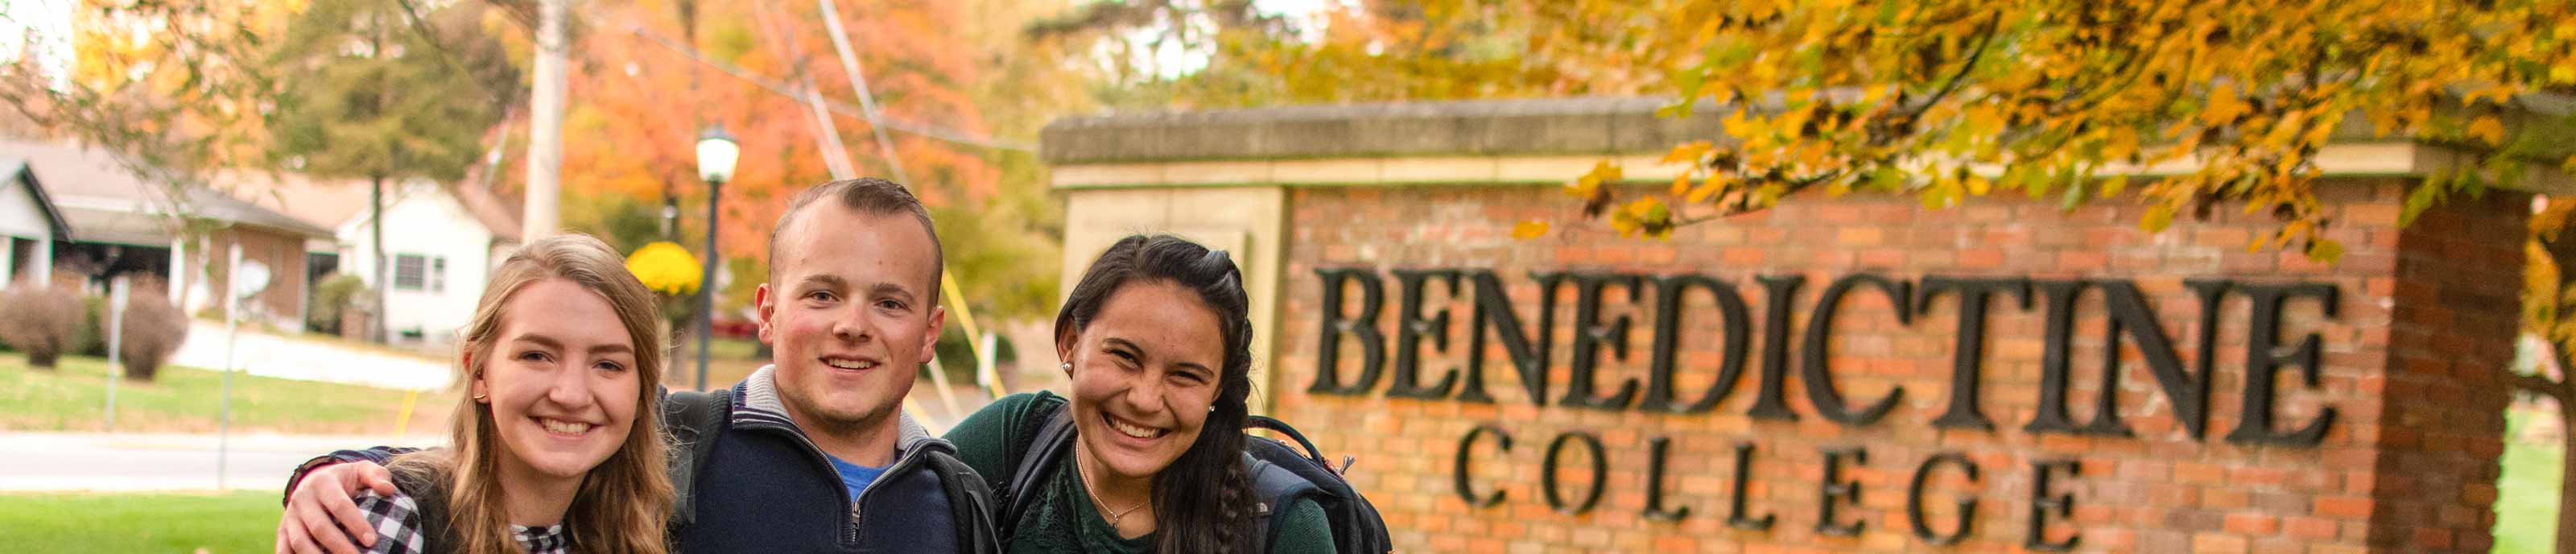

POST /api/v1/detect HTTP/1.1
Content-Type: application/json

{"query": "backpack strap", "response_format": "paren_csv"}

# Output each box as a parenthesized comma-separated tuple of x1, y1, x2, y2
(386, 465, 460, 550)
(1246, 416, 1327, 465)
(923, 449, 1004, 554)
(663, 388, 733, 527)
(1243, 445, 1325, 554)
(1003, 404, 1078, 529)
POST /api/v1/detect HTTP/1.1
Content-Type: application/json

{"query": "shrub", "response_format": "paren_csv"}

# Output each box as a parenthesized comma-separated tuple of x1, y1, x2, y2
(77, 294, 107, 358)
(308, 274, 368, 335)
(0, 284, 88, 368)
(114, 287, 189, 382)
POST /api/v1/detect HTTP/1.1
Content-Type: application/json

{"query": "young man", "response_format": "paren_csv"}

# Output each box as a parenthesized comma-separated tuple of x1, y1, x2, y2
(275, 179, 996, 554)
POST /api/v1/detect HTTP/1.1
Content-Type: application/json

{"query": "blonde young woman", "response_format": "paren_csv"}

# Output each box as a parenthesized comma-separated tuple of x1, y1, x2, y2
(326, 234, 674, 554)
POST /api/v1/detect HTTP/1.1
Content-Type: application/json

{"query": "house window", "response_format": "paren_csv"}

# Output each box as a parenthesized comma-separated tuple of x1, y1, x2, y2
(392, 254, 450, 292)
(393, 254, 423, 291)
(429, 257, 447, 293)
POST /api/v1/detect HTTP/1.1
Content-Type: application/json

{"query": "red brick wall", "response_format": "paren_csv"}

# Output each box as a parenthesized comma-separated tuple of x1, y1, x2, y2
(1266, 180, 2519, 553)
(206, 227, 308, 321)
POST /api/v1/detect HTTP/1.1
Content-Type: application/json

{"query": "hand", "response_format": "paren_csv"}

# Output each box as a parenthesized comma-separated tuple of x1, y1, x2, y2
(274, 461, 394, 554)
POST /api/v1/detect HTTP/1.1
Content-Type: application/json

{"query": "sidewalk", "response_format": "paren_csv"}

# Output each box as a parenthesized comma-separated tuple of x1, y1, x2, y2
(170, 321, 452, 391)
(0, 432, 442, 493)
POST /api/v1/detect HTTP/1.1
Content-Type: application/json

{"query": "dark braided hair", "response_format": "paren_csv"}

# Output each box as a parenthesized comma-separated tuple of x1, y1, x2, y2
(1056, 234, 1257, 553)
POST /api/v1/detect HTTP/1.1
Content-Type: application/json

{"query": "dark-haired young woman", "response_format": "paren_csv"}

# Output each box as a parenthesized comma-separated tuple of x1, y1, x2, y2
(946, 234, 1331, 553)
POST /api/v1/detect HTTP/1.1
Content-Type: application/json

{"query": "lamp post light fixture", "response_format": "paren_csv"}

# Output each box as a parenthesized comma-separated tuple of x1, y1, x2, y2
(694, 125, 737, 391)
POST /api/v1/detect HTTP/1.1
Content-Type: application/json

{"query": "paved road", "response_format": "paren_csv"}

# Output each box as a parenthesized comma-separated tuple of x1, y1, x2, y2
(0, 432, 439, 492)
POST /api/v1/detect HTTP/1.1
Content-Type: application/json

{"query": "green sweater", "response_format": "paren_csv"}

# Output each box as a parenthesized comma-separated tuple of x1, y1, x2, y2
(945, 392, 1334, 554)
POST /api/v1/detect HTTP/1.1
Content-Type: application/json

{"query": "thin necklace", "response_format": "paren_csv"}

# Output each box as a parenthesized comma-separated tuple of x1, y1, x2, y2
(1072, 444, 1151, 527)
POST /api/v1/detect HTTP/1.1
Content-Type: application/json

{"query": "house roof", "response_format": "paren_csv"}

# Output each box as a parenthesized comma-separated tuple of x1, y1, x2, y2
(0, 158, 74, 241)
(213, 170, 376, 230)
(220, 171, 522, 245)
(451, 181, 522, 243)
(0, 139, 336, 242)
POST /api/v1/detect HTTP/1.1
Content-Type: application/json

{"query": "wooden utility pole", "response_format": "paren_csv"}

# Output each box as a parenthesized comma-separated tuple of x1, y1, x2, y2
(522, 0, 568, 239)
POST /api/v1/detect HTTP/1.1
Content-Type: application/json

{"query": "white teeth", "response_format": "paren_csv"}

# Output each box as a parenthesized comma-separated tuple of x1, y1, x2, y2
(542, 419, 592, 434)
(1106, 416, 1162, 439)
(824, 358, 877, 370)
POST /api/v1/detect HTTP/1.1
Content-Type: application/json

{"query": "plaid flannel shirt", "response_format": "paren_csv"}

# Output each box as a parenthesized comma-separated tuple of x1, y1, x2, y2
(352, 490, 570, 554)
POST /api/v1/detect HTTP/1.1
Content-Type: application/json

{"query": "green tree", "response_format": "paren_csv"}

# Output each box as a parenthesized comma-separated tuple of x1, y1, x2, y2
(266, 0, 517, 342)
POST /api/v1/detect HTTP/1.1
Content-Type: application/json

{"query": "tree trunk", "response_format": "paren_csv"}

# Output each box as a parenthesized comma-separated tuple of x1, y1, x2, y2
(522, 0, 568, 239)
(369, 176, 387, 345)
(2560, 403, 2576, 554)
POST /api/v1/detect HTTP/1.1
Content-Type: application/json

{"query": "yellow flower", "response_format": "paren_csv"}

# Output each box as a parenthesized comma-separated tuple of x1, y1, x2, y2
(625, 242, 703, 296)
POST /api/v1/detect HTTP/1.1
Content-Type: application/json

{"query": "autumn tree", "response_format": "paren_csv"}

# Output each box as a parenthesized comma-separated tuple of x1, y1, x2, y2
(2, 0, 285, 213)
(1442, 0, 2576, 549)
(1026, 0, 1683, 110)
(1085, 0, 2576, 547)
(551, 0, 1062, 329)
(266, 0, 517, 342)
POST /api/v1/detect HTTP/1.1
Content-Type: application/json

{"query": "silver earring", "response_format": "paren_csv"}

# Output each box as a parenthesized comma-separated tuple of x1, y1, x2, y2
(1060, 362, 1071, 370)
(1208, 406, 1216, 413)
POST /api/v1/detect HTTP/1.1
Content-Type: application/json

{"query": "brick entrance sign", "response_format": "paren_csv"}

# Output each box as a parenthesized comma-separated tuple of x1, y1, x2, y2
(1043, 98, 2529, 552)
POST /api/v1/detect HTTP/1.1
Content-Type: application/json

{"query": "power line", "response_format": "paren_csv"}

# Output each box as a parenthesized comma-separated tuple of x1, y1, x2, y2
(621, 23, 1038, 153)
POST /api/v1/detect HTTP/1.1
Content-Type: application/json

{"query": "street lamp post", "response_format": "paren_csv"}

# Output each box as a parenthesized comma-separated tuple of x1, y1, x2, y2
(694, 126, 738, 391)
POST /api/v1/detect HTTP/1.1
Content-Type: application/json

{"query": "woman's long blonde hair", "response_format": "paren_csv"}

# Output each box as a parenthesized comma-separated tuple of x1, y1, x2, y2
(390, 234, 674, 554)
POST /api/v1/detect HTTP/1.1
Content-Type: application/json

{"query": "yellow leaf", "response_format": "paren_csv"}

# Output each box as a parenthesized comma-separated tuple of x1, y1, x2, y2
(1563, 176, 1600, 199)
(1686, 180, 1726, 204)
(2469, 115, 2506, 146)
(1608, 213, 1641, 235)
(1589, 160, 1624, 184)
(1662, 140, 1715, 164)
(1670, 174, 1691, 196)
(2467, 85, 2518, 105)
(2202, 82, 2247, 127)
(1723, 110, 1762, 139)
(1623, 196, 1662, 216)
(1511, 220, 1550, 240)
(2105, 128, 2140, 160)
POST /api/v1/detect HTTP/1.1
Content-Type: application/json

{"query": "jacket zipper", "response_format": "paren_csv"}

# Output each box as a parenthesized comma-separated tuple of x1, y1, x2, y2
(848, 442, 945, 528)
(761, 423, 948, 547)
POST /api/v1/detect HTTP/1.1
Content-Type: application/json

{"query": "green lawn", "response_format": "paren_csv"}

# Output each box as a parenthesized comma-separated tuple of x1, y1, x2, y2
(2499, 407, 2564, 553)
(0, 352, 449, 435)
(0, 491, 275, 553)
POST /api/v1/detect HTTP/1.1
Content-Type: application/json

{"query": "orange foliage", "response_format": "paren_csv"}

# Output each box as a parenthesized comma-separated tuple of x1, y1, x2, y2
(551, 0, 1002, 258)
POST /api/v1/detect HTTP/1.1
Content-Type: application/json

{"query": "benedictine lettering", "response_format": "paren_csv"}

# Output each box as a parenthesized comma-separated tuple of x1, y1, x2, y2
(1308, 268, 2340, 446)
(1316, 267, 2344, 551)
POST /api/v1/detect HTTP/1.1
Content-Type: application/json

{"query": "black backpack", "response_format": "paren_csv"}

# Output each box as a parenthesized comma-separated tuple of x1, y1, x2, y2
(663, 389, 1003, 554)
(1003, 405, 1393, 554)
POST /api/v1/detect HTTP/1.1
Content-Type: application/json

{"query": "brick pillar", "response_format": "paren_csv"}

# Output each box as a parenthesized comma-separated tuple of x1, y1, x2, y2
(2367, 188, 2527, 552)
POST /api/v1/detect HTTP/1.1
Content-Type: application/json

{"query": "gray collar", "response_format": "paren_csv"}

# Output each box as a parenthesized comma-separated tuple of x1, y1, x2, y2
(737, 365, 938, 457)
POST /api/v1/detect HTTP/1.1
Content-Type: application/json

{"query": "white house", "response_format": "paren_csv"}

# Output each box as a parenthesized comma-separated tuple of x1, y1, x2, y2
(0, 158, 67, 285)
(227, 175, 521, 345)
(0, 140, 337, 329)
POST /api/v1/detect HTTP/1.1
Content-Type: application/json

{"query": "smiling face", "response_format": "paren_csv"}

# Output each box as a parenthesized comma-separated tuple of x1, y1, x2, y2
(755, 205, 945, 433)
(1063, 280, 1226, 481)
(471, 279, 643, 480)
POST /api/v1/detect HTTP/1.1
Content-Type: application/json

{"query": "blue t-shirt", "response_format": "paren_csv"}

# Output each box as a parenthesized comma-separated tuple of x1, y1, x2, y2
(825, 453, 890, 502)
